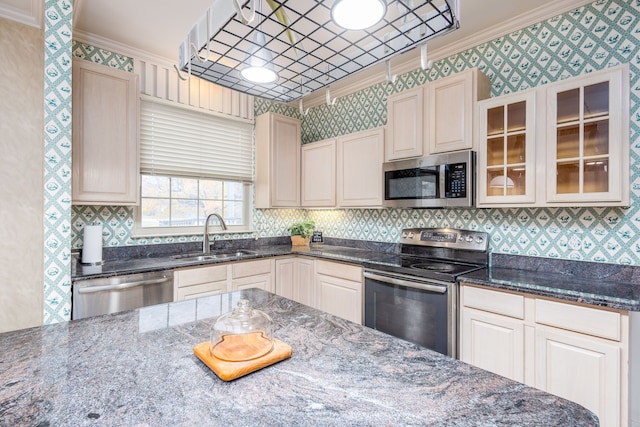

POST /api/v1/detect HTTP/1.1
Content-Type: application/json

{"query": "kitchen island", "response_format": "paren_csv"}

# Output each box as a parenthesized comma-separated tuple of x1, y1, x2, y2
(0, 289, 597, 426)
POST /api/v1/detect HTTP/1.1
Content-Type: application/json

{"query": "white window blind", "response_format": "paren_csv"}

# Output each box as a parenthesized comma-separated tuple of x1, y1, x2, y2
(140, 98, 254, 181)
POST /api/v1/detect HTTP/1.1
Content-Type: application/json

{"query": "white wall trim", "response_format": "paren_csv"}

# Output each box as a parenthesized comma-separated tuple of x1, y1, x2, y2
(0, 0, 43, 29)
(299, 0, 594, 108)
(73, 28, 176, 69)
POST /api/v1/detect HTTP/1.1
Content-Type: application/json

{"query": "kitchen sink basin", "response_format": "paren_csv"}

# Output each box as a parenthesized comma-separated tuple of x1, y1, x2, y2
(171, 250, 258, 261)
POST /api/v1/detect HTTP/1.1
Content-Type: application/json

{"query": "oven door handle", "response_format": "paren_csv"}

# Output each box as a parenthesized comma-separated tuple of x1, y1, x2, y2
(76, 277, 171, 294)
(363, 272, 448, 294)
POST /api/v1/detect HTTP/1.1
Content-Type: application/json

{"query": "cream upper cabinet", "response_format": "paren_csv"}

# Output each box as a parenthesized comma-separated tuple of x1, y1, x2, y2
(337, 127, 385, 207)
(315, 260, 363, 324)
(459, 283, 630, 427)
(255, 112, 301, 208)
(477, 89, 537, 206)
(545, 64, 629, 206)
(386, 86, 424, 161)
(428, 68, 491, 154)
(301, 139, 336, 207)
(72, 59, 139, 205)
(301, 127, 384, 208)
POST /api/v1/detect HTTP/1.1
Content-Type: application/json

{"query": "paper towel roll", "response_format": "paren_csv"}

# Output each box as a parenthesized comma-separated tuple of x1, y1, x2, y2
(82, 224, 103, 265)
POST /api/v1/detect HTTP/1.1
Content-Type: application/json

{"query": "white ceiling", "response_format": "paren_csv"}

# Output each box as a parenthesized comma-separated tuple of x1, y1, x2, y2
(72, 0, 564, 62)
(0, 0, 589, 102)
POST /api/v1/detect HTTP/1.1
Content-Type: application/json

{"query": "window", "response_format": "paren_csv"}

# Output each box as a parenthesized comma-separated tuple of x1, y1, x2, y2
(134, 96, 254, 237)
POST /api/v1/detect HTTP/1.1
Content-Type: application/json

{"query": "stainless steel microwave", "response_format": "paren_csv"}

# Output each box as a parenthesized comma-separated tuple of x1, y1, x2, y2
(383, 151, 475, 208)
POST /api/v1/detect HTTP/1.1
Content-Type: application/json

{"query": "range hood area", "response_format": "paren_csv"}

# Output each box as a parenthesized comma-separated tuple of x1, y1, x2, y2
(179, 0, 459, 102)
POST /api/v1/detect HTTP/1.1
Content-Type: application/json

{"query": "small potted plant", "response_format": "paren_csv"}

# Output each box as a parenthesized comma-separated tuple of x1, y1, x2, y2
(288, 220, 315, 246)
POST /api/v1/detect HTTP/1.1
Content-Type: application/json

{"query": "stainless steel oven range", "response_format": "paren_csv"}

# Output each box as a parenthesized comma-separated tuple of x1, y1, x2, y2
(363, 228, 488, 358)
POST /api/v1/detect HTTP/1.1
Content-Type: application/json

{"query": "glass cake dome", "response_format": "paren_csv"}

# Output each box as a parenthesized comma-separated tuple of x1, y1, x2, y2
(210, 299, 274, 362)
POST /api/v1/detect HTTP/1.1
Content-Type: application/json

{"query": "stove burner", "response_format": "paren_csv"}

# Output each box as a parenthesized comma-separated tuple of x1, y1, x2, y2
(409, 262, 459, 272)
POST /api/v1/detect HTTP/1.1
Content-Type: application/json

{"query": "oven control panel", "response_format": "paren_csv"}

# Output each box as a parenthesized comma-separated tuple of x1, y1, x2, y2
(399, 228, 488, 251)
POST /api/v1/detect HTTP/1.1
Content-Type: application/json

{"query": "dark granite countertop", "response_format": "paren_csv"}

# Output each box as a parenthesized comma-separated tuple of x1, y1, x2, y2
(459, 254, 640, 311)
(0, 289, 597, 426)
(72, 242, 640, 311)
(71, 243, 399, 281)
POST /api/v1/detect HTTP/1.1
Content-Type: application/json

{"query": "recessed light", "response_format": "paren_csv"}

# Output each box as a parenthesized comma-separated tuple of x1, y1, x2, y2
(331, 0, 387, 30)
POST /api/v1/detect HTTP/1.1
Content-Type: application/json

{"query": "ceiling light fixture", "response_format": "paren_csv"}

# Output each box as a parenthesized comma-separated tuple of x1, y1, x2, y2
(240, 0, 279, 84)
(181, 0, 459, 102)
(331, 0, 387, 30)
(240, 31, 279, 83)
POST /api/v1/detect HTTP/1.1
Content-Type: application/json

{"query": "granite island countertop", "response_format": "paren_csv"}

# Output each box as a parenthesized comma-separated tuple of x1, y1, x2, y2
(0, 289, 597, 426)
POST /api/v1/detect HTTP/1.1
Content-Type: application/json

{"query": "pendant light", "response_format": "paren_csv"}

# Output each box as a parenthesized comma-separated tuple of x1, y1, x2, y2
(331, 0, 387, 30)
(240, 0, 279, 84)
(240, 31, 278, 83)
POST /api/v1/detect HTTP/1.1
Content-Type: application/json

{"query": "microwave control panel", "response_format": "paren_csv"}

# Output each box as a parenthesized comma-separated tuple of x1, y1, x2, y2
(444, 163, 467, 198)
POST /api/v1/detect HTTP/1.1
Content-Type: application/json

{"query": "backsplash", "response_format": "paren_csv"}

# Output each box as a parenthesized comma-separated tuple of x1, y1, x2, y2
(70, 0, 640, 267)
(263, 0, 640, 265)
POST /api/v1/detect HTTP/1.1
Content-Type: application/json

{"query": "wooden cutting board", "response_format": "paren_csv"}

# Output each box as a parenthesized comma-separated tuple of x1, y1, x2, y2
(193, 336, 292, 381)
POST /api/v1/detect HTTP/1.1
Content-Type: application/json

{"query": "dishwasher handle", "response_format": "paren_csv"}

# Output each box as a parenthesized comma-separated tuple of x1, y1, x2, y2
(76, 276, 171, 294)
(363, 271, 448, 294)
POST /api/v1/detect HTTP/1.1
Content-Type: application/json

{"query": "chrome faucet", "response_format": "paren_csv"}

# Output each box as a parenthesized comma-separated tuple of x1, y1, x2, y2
(203, 213, 227, 254)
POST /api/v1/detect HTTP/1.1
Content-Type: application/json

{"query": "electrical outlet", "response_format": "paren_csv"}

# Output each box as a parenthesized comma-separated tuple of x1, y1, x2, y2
(568, 234, 582, 251)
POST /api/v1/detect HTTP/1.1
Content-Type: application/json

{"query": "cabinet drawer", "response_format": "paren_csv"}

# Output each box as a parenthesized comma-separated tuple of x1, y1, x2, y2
(461, 285, 524, 319)
(176, 264, 228, 287)
(232, 259, 272, 279)
(316, 260, 362, 282)
(535, 299, 620, 341)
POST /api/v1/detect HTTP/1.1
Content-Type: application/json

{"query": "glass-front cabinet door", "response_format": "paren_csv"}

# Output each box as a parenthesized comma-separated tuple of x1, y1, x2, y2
(477, 90, 536, 206)
(546, 65, 629, 205)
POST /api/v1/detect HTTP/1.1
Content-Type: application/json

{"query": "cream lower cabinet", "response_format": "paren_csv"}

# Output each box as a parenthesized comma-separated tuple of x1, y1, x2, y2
(460, 284, 629, 427)
(460, 306, 525, 382)
(315, 260, 363, 324)
(230, 259, 275, 292)
(174, 264, 228, 301)
(535, 327, 620, 426)
(72, 59, 139, 205)
(174, 259, 274, 301)
(274, 257, 315, 306)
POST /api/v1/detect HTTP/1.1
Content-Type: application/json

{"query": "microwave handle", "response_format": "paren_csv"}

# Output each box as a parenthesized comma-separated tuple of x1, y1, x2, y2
(439, 164, 446, 198)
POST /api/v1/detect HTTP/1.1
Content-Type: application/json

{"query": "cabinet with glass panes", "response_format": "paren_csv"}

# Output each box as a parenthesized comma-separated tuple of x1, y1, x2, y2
(477, 89, 537, 206)
(546, 64, 629, 206)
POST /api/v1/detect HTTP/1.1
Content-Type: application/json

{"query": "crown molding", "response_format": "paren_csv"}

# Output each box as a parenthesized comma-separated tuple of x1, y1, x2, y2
(298, 0, 593, 108)
(73, 29, 177, 69)
(0, 0, 42, 29)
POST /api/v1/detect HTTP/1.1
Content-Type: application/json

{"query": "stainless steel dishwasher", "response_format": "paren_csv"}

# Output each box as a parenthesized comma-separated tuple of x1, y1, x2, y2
(72, 270, 174, 320)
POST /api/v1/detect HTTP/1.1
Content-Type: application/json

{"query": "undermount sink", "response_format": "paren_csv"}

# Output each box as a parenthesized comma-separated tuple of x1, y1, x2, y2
(171, 250, 257, 261)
